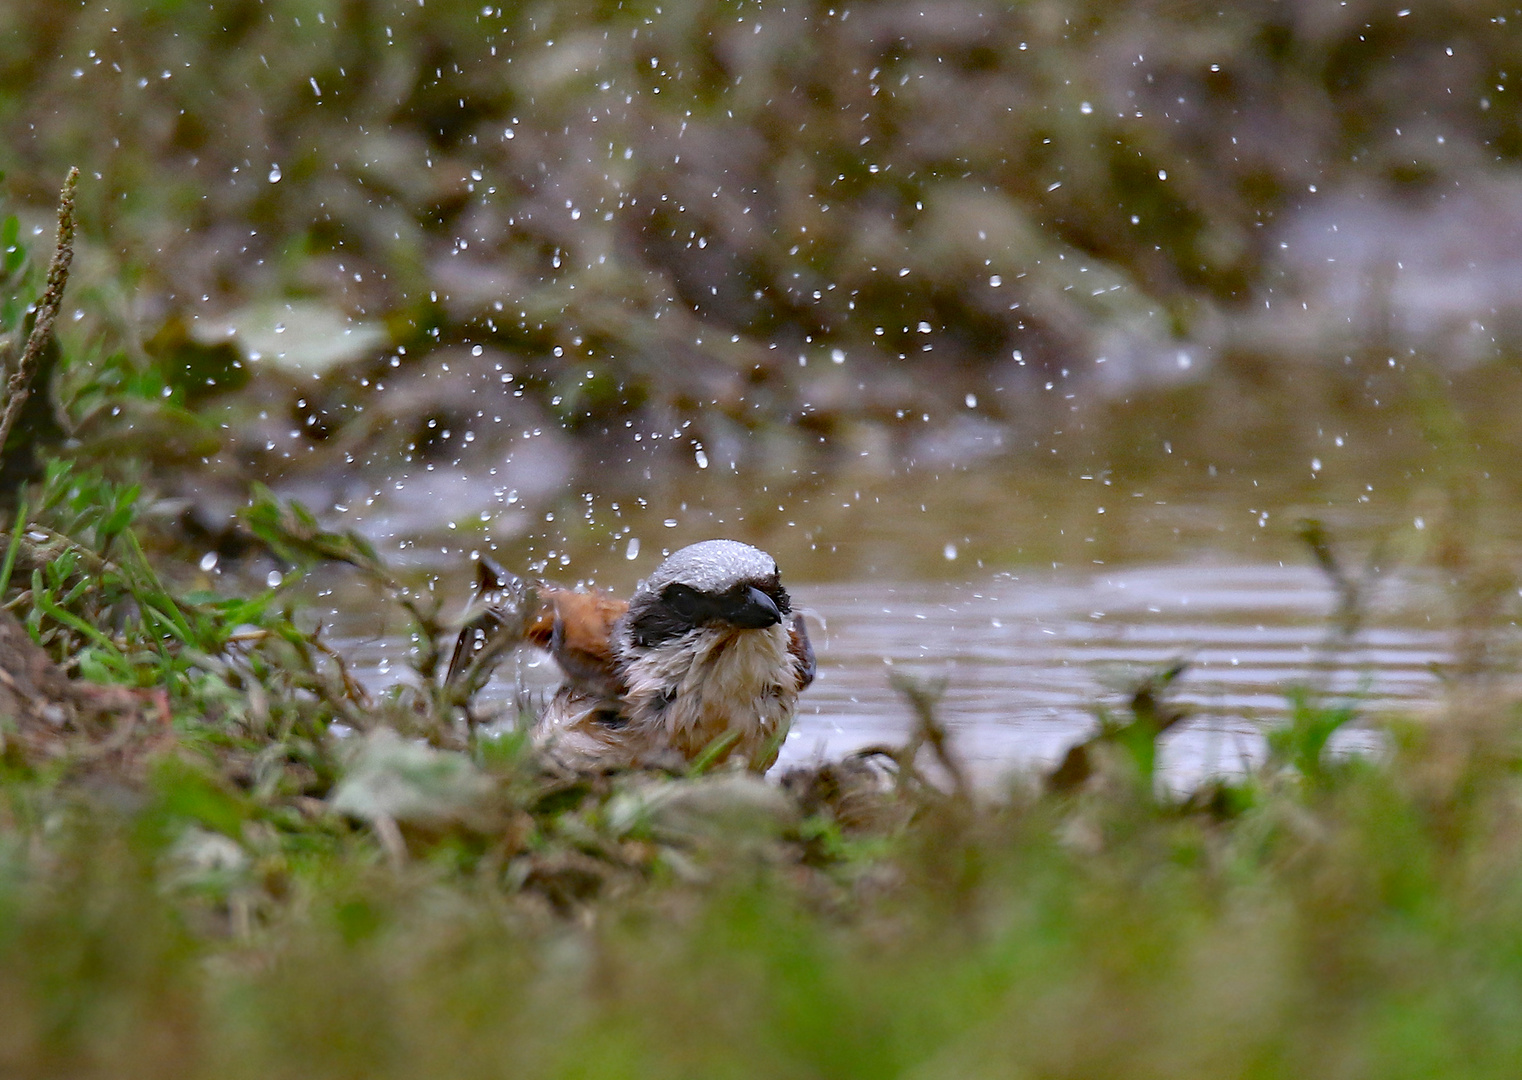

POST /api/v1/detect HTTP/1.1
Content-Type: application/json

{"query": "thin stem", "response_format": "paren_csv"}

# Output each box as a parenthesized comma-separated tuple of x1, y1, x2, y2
(0, 167, 79, 471)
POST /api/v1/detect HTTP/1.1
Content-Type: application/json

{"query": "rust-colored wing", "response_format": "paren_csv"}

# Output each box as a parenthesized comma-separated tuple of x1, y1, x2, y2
(788, 612, 816, 690)
(447, 555, 630, 699)
(541, 587, 628, 700)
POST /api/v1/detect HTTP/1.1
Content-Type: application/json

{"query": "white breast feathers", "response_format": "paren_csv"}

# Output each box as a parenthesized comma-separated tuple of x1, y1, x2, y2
(619, 621, 799, 770)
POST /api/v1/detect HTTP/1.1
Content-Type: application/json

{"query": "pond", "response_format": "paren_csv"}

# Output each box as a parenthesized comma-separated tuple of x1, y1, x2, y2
(313, 456, 1466, 790)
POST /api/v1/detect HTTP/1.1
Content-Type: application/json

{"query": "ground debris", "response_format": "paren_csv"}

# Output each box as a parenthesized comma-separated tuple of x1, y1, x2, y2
(1048, 659, 1191, 796)
(607, 771, 800, 847)
(780, 753, 908, 834)
(0, 606, 171, 775)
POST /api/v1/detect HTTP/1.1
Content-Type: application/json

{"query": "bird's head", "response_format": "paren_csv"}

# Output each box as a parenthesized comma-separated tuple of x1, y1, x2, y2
(625, 539, 791, 648)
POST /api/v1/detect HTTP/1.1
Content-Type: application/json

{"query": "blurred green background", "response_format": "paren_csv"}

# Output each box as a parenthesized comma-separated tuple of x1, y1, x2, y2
(6, 0, 1522, 576)
(6, 0, 1518, 359)
(6, 8, 1522, 1080)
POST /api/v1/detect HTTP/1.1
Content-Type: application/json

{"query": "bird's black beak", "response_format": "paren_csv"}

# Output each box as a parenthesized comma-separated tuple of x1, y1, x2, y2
(721, 585, 783, 629)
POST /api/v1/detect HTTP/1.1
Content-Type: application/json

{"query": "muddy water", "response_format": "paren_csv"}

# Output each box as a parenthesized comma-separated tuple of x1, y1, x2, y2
(778, 563, 1439, 789)
(303, 407, 1502, 788)
(333, 559, 1445, 790)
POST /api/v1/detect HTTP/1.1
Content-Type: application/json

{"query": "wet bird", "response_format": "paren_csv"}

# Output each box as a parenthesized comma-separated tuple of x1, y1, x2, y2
(448, 540, 815, 772)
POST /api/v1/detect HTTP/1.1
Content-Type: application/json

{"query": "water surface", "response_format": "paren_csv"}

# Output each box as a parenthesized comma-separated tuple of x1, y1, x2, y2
(336, 560, 1442, 789)
(780, 562, 1436, 788)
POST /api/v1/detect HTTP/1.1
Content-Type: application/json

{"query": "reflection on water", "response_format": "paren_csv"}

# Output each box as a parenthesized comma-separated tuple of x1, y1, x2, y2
(782, 563, 1435, 790)
(336, 561, 1443, 790)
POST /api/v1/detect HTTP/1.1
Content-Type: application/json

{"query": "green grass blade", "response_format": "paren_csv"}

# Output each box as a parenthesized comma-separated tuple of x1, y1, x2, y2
(0, 496, 27, 596)
(34, 585, 122, 657)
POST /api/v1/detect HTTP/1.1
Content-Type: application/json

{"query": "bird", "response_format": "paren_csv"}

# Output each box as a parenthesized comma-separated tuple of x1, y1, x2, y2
(447, 540, 815, 773)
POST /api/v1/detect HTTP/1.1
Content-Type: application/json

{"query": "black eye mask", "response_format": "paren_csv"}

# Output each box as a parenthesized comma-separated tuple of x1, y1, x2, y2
(628, 580, 790, 647)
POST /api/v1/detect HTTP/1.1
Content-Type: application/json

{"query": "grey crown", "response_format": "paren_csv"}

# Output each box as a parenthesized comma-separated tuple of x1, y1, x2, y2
(634, 539, 779, 599)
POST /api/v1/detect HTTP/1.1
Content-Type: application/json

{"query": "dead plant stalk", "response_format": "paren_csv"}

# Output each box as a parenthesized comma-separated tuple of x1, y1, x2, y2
(0, 167, 78, 473)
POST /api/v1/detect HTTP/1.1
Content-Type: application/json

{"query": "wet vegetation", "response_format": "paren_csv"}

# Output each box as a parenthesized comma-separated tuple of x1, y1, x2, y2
(0, 160, 1518, 1080)
(5, 1, 1522, 1076)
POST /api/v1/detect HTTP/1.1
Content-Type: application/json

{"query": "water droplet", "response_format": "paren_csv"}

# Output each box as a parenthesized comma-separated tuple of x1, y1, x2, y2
(831, 348, 846, 364)
(1079, 101, 1093, 114)
(965, 394, 977, 408)
(626, 538, 641, 560)
(268, 165, 282, 183)
(694, 448, 709, 469)
(944, 543, 958, 561)
(199, 552, 219, 572)
(266, 570, 283, 588)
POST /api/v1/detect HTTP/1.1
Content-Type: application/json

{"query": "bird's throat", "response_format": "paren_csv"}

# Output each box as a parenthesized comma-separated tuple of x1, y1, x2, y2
(621, 623, 797, 767)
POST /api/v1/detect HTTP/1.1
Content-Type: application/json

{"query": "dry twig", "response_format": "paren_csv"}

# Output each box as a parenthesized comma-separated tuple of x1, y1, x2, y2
(0, 167, 79, 472)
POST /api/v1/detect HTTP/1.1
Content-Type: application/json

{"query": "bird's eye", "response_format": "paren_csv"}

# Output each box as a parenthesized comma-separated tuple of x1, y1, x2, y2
(662, 583, 702, 618)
